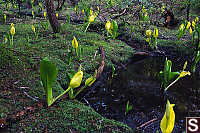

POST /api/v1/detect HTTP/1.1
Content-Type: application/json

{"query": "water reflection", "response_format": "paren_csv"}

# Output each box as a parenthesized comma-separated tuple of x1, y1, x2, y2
(81, 57, 200, 133)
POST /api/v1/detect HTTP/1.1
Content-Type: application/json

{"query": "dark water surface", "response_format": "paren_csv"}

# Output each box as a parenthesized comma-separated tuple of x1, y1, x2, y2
(80, 57, 200, 133)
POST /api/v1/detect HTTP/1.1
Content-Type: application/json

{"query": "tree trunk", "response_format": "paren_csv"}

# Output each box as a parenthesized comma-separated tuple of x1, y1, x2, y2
(186, 0, 191, 21)
(45, 0, 60, 33)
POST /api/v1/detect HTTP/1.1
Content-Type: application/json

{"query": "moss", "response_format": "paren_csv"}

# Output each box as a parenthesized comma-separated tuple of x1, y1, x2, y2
(9, 100, 133, 132)
(0, 18, 134, 132)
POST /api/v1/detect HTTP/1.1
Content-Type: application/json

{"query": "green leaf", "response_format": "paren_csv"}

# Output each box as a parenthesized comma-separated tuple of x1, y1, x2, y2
(192, 30, 196, 46)
(40, 57, 58, 106)
(69, 88, 74, 99)
(178, 30, 184, 40)
(159, 58, 180, 89)
(83, 22, 89, 32)
(163, 59, 172, 87)
(111, 20, 118, 39)
(125, 101, 133, 115)
(84, 7, 90, 18)
(191, 51, 200, 73)
(168, 72, 180, 82)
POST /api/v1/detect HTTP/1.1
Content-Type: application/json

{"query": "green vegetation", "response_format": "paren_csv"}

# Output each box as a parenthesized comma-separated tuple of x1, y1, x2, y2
(159, 58, 190, 91)
(0, 6, 134, 132)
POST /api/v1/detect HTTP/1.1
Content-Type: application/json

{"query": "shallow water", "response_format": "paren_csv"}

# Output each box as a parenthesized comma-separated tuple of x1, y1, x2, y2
(80, 57, 200, 133)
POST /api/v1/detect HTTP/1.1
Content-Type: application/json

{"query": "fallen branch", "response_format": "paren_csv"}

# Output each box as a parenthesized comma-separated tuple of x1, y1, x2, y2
(23, 91, 38, 102)
(136, 118, 158, 130)
(111, 8, 127, 19)
(96, 46, 105, 79)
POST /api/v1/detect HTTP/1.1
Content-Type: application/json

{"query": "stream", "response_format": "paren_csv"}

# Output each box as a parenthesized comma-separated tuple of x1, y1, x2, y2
(80, 57, 200, 133)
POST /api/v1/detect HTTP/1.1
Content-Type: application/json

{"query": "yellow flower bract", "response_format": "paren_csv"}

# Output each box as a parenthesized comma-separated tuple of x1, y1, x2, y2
(10, 23, 15, 36)
(56, 13, 58, 19)
(160, 100, 175, 133)
(105, 20, 111, 31)
(82, 9, 84, 15)
(179, 71, 191, 78)
(153, 28, 158, 38)
(192, 21, 195, 29)
(179, 24, 185, 31)
(195, 17, 199, 23)
(90, 8, 93, 16)
(186, 22, 191, 30)
(32, 25, 36, 33)
(69, 69, 83, 89)
(189, 27, 192, 36)
(146, 30, 152, 37)
(32, 11, 34, 16)
(72, 36, 78, 49)
(89, 15, 96, 23)
(44, 12, 47, 19)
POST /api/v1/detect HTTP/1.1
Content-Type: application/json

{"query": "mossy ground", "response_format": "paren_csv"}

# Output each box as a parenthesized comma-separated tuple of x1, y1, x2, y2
(0, 6, 134, 132)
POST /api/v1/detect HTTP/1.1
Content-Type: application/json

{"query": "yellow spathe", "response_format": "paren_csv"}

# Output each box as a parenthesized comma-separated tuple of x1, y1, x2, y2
(10, 23, 15, 36)
(146, 30, 152, 37)
(72, 36, 78, 49)
(153, 28, 158, 38)
(179, 24, 185, 31)
(105, 20, 111, 31)
(160, 100, 175, 133)
(69, 69, 83, 89)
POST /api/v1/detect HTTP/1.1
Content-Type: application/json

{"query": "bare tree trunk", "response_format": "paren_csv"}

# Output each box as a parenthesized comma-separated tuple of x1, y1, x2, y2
(45, 0, 60, 33)
(186, 1, 190, 21)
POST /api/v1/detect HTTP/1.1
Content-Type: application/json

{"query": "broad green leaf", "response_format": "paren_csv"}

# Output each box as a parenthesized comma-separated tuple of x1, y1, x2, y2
(111, 20, 118, 39)
(40, 57, 58, 106)
(84, 7, 90, 18)
(125, 101, 133, 114)
(191, 51, 200, 73)
(159, 58, 180, 89)
(40, 57, 58, 89)
(168, 72, 180, 82)
(164, 59, 172, 88)
(192, 30, 196, 46)
(178, 30, 184, 40)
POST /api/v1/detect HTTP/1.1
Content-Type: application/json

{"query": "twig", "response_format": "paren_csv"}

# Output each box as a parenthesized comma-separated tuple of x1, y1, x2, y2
(20, 87, 29, 89)
(136, 118, 158, 129)
(96, 47, 105, 79)
(14, 80, 20, 85)
(111, 8, 127, 19)
(83, 98, 91, 108)
(23, 91, 38, 101)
